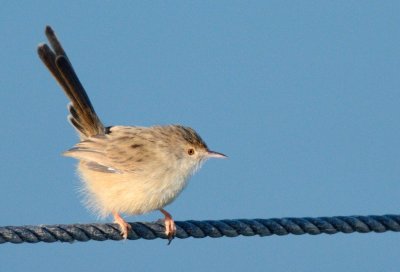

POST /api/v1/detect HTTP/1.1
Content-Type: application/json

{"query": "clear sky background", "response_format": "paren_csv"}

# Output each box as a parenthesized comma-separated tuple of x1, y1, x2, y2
(0, 1, 399, 271)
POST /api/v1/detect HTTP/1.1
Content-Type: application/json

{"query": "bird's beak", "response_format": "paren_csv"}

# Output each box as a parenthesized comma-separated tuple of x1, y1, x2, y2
(207, 150, 227, 159)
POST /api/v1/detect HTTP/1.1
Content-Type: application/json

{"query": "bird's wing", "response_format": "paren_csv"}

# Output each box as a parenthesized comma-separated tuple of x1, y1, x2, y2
(64, 126, 155, 173)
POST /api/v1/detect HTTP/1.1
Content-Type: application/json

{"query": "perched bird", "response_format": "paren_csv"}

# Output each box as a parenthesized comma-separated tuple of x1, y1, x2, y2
(37, 26, 226, 241)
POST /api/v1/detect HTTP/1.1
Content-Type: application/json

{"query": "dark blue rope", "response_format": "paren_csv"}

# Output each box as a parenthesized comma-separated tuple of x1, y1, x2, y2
(0, 214, 399, 244)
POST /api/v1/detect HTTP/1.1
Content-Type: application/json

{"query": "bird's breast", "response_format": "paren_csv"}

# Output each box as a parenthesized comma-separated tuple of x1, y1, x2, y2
(77, 161, 191, 216)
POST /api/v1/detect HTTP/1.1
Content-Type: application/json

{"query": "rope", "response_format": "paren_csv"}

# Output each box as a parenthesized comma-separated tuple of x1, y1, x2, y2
(1, 214, 399, 244)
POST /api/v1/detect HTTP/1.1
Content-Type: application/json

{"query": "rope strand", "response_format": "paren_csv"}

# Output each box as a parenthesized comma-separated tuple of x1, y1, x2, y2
(1, 214, 399, 244)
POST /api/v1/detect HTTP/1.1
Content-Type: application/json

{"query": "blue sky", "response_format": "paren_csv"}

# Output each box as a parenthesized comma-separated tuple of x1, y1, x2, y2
(1, 1, 399, 271)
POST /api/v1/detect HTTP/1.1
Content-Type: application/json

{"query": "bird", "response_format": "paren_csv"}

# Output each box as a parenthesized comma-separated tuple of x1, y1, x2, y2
(37, 26, 226, 242)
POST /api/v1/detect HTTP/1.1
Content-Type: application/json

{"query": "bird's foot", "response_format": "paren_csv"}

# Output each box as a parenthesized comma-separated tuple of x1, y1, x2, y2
(113, 212, 132, 239)
(160, 208, 176, 244)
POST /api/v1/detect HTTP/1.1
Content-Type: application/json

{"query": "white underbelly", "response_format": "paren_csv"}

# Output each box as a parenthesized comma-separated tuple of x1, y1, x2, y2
(77, 162, 190, 217)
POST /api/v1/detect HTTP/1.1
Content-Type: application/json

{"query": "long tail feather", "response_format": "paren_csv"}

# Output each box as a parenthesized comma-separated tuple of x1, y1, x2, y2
(37, 26, 104, 138)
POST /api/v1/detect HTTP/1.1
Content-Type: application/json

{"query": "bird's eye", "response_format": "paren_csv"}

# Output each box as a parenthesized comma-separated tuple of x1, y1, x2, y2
(187, 148, 195, 155)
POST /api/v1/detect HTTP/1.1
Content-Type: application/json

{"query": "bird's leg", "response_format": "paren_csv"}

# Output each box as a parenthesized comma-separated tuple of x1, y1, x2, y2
(159, 208, 176, 242)
(112, 212, 131, 239)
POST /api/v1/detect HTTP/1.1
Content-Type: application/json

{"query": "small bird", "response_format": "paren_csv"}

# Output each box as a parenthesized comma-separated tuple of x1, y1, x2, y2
(37, 26, 226, 242)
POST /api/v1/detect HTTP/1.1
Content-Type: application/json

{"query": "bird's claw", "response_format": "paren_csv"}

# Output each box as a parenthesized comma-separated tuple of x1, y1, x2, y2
(113, 212, 132, 239)
(159, 209, 176, 245)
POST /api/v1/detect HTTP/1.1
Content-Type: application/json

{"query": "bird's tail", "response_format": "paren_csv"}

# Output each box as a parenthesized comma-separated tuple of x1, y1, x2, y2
(37, 26, 104, 138)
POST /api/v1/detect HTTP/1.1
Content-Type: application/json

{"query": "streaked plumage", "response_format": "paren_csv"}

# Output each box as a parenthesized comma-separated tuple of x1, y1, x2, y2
(37, 26, 226, 241)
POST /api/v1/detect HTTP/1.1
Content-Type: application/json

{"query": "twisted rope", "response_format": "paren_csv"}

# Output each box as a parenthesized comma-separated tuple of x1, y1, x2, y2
(1, 214, 399, 244)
